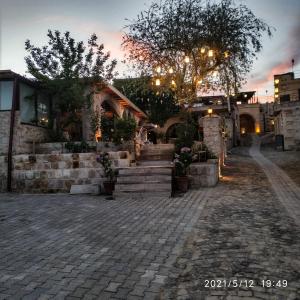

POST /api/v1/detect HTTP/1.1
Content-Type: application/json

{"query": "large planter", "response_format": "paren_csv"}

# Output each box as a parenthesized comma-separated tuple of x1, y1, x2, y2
(175, 176, 189, 193)
(103, 181, 115, 195)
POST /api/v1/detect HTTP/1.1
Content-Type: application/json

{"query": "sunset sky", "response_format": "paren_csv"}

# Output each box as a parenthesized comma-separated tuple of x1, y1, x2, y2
(1, 0, 300, 102)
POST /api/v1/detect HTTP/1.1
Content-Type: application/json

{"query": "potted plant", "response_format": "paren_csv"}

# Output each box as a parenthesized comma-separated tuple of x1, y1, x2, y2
(174, 147, 192, 192)
(97, 153, 118, 195)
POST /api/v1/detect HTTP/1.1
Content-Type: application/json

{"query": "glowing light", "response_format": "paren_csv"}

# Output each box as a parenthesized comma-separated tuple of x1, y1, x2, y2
(168, 67, 174, 74)
(197, 79, 203, 85)
(171, 80, 176, 86)
(155, 79, 161, 86)
(208, 50, 214, 57)
(212, 71, 218, 77)
(256, 125, 261, 134)
(271, 120, 275, 125)
(274, 87, 279, 93)
(200, 47, 206, 54)
(224, 51, 229, 58)
(241, 128, 246, 134)
(184, 56, 190, 63)
(156, 66, 161, 73)
(275, 94, 279, 98)
(274, 79, 279, 84)
(244, 94, 247, 98)
(208, 108, 213, 115)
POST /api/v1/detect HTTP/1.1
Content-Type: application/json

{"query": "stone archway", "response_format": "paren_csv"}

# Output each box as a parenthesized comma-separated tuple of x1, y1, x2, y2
(240, 114, 255, 134)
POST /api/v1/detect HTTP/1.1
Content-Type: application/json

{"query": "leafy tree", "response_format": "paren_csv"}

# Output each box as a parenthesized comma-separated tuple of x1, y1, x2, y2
(113, 117, 137, 144)
(123, 0, 272, 104)
(25, 30, 117, 139)
(114, 77, 179, 127)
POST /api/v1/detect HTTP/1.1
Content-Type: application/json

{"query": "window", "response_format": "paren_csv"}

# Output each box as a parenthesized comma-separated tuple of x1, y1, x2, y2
(20, 83, 36, 123)
(37, 93, 50, 126)
(0, 80, 13, 110)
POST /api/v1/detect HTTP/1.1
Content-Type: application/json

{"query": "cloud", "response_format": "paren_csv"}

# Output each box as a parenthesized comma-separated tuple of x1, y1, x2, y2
(246, 16, 300, 93)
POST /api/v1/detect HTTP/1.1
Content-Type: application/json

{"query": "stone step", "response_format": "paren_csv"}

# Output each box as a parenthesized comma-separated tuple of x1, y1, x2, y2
(141, 144, 175, 150)
(70, 184, 100, 195)
(117, 175, 171, 184)
(137, 160, 173, 167)
(118, 167, 172, 176)
(114, 191, 171, 199)
(115, 183, 171, 192)
(139, 154, 173, 161)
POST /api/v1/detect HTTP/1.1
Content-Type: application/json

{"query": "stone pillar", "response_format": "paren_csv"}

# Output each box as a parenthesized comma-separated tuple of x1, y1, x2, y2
(203, 115, 223, 157)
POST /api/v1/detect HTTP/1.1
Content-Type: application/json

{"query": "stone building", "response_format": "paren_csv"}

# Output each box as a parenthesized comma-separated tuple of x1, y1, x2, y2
(0, 70, 147, 156)
(274, 72, 300, 103)
(0, 70, 147, 192)
(274, 101, 300, 150)
(273, 72, 300, 150)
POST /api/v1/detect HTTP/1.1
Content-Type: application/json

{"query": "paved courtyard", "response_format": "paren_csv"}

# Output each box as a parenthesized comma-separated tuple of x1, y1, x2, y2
(1, 143, 300, 300)
(0, 186, 211, 299)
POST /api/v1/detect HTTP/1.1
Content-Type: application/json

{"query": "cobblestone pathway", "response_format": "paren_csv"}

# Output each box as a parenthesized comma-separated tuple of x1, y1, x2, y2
(250, 137, 300, 227)
(0, 189, 211, 300)
(161, 151, 300, 300)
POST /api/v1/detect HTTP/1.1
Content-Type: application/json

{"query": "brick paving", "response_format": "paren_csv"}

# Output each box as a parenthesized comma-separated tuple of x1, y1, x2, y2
(1, 142, 300, 300)
(0, 188, 211, 300)
(161, 147, 300, 299)
(250, 138, 300, 227)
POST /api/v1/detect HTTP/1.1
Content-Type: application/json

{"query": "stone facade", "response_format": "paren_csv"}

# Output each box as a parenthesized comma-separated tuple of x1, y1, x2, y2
(274, 101, 300, 150)
(203, 115, 223, 158)
(189, 161, 219, 188)
(0, 153, 104, 193)
(0, 111, 48, 155)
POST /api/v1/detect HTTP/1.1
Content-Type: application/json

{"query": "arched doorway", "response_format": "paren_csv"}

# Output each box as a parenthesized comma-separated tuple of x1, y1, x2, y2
(166, 123, 181, 142)
(240, 114, 255, 134)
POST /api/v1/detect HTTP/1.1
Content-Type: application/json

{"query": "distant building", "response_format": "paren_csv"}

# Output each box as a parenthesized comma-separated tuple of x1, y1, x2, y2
(274, 72, 300, 103)
(273, 72, 300, 150)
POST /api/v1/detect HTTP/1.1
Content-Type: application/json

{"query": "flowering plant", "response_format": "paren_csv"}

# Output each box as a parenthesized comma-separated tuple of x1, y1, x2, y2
(96, 153, 117, 182)
(173, 147, 193, 176)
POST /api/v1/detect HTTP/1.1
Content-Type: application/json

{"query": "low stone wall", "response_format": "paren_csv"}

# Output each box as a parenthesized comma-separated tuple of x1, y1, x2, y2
(0, 153, 104, 193)
(189, 161, 219, 188)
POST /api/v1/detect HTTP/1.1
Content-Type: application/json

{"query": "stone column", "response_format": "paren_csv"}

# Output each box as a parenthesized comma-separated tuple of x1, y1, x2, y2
(203, 114, 224, 167)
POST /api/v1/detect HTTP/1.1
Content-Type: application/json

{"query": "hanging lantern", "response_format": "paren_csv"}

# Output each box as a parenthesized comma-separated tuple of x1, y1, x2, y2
(224, 51, 229, 58)
(184, 56, 190, 63)
(168, 67, 174, 74)
(171, 80, 176, 86)
(200, 47, 206, 54)
(155, 78, 161, 86)
(156, 66, 161, 73)
(208, 50, 214, 57)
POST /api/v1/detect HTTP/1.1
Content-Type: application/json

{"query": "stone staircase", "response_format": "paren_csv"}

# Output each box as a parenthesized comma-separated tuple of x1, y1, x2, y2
(114, 144, 174, 198)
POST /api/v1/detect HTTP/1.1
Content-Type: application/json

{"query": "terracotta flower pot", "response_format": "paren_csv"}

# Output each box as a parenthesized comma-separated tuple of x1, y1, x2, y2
(175, 176, 189, 193)
(103, 181, 115, 195)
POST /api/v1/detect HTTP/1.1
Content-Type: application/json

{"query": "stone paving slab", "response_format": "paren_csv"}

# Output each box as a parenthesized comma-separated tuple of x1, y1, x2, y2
(161, 151, 300, 300)
(0, 188, 211, 299)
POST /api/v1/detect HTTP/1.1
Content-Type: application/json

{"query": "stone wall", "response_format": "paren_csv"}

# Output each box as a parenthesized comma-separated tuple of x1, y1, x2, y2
(1, 153, 104, 193)
(189, 161, 219, 188)
(274, 101, 300, 150)
(0, 111, 49, 155)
